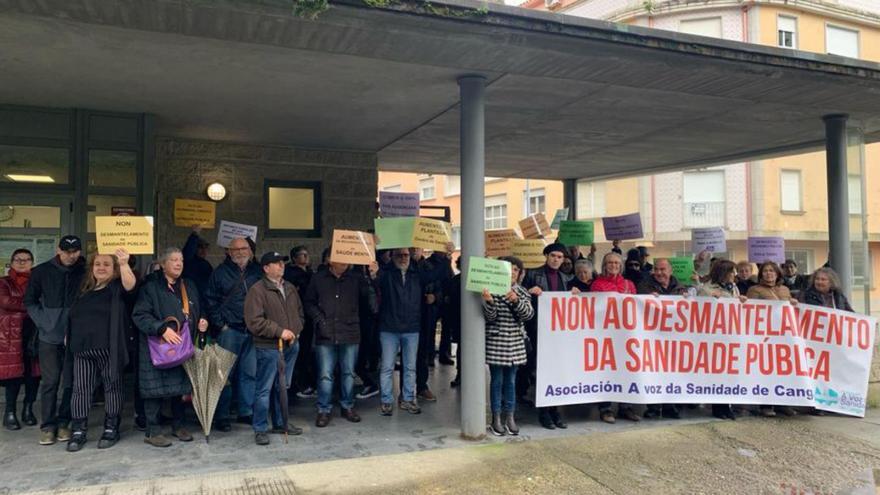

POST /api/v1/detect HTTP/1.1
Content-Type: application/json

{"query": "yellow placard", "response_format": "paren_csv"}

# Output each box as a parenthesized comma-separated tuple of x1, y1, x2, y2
(511, 239, 546, 269)
(485, 229, 520, 257)
(519, 213, 551, 240)
(95, 216, 155, 255)
(330, 230, 376, 265)
(412, 218, 452, 252)
(174, 198, 216, 228)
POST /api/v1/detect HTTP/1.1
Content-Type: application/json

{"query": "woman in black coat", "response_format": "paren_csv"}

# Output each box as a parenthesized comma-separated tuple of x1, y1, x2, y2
(132, 247, 208, 447)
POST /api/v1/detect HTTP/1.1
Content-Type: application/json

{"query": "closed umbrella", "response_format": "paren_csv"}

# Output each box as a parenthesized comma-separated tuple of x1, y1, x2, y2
(277, 339, 290, 444)
(183, 344, 237, 443)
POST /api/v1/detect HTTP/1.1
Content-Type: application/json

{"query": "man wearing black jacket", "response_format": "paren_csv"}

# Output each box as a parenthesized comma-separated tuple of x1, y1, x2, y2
(24, 235, 85, 445)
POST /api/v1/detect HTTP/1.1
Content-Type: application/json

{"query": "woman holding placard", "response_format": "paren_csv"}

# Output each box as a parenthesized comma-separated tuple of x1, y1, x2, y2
(481, 256, 534, 436)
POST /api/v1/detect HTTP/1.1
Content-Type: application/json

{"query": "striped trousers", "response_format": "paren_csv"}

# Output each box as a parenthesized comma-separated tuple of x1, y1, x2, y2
(71, 349, 123, 423)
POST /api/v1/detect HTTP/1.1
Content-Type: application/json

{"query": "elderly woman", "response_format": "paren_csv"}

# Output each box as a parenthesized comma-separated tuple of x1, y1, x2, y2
(481, 256, 534, 436)
(133, 247, 208, 448)
(698, 260, 746, 420)
(591, 252, 638, 423)
(66, 249, 136, 452)
(799, 267, 853, 312)
(1, 249, 40, 431)
(567, 259, 594, 293)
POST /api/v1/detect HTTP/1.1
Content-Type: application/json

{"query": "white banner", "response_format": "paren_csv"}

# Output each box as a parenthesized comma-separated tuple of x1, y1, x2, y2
(536, 293, 877, 416)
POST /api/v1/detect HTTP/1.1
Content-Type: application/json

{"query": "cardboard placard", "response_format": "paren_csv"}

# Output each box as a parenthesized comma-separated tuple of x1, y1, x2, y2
(691, 227, 726, 253)
(557, 220, 595, 246)
(519, 213, 551, 240)
(95, 216, 154, 255)
(374, 217, 452, 251)
(217, 221, 258, 248)
(602, 212, 644, 241)
(550, 208, 570, 230)
(174, 198, 216, 228)
(669, 257, 695, 286)
(511, 239, 547, 269)
(379, 191, 420, 218)
(465, 257, 512, 296)
(748, 236, 785, 264)
(330, 230, 376, 265)
(485, 229, 520, 257)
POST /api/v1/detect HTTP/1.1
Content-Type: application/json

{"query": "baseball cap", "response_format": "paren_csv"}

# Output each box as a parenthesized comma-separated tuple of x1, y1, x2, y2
(58, 235, 82, 252)
(260, 251, 289, 266)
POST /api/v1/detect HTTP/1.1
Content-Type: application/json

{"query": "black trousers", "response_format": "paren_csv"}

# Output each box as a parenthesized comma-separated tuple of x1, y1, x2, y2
(414, 305, 440, 393)
(143, 396, 185, 437)
(356, 315, 380, 389)
(293, 318, 317, 392)
(38, 341, 72, 431)
(71, 349, 123, 426)
(2, 359, 40, 413)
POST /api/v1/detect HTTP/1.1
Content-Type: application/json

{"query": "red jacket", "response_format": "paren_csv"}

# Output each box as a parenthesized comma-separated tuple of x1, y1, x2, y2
(0, 273, 36, 380)
(590, 274, 636, 295)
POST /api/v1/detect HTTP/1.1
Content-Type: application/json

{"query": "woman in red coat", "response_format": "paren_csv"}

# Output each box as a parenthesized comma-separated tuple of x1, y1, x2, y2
(1, 248, 40, 430)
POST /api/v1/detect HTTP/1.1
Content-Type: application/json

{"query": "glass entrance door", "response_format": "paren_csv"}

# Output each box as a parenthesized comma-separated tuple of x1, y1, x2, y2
(0, 195, 73, 267)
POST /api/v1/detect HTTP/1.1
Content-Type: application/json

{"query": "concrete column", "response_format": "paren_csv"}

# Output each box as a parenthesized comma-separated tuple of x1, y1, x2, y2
(823, 114, 852, 296)
(563, 179, 577, 220)
(458, 75, 487, 440)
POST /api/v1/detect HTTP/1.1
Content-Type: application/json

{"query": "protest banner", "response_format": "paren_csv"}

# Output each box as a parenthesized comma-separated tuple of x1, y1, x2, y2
(558, 221, 595, 246)
(217, 220, 258, 248)
(95, 216, 154, 255)
(519, 213, 551, 239)
(691, 227, 726, 253)
(485, 229, 519, 257)
(330, 229, 375, 265)
(535, 293, 877, 416)
(512, 239, 547, 269)
(550, 208, 570, 230)
(374, 217, 452, 251)
(748, 236, 785, 264)
(669, 257, 695, 285)
(601, 213, 643, 240)
(379, 191, 420, 218)
(465, 257, 512, 296)
(173, 198, 216, 228)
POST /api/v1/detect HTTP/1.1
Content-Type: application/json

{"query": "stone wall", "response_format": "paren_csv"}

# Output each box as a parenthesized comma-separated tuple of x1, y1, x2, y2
(154, 138, 378, 266)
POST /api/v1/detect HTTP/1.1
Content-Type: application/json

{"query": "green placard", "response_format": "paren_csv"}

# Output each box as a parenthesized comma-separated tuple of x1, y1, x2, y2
(374, 217, 415, 250)
(669, 257, 695, 286)
(557, 220, 594, 246)
(465, 256, 512, 296)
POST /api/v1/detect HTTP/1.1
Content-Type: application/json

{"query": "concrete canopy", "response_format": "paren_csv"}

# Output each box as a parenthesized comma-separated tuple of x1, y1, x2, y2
(1, 0, 880, 180)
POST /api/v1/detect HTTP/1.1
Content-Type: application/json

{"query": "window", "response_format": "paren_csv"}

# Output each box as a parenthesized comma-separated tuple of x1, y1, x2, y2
(88, 150, 137, 188)
(484, 195, 507, 230)
(784, 250, 811, 274)
(0, 145, 70, 184)
(87, 195, 136, 233)
(852, 241, 868, 285)
(826, 25, 859, 58)
(419, 177, 435, 200)
(451, 225, 461, 250)
(577, 181, 606, 218)
(523, 188, 546, 216)
(382, 184, 402, 192)
(682, 171, 725, 228)
(265, 180, 322, 237)
(778, 16, 797, 48)
(848, 175, 862, 215)
(780, 170, 802, 212)
(679, 17, 723, 39)
(445, 175, 460, 197)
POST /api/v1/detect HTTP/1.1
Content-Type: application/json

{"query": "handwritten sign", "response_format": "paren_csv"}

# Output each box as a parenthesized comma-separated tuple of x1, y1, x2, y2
(550, 208, 569, 230)
(95, 216, 154, 255)
(519, 213, 551, 240)
(379, 191, 420, 218)
(669, 257, 695, 286)
(465, 257, 512, 295)
(602, 212, 643, 241)
(217, 221, 258, 248)
(748, 236, 785, 264)
(330, 230, 375, 265)
(374, 217, 452, 251)
(174, 199, 216, 228)
(557, 221, 594, 246)
(485, 229, 519, 257)
(512, 239, 547, 269)
(692, 227, 726, 253)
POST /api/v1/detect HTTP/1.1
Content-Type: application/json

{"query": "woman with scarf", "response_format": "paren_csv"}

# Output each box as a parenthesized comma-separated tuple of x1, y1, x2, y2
(0, 249, 40, 430)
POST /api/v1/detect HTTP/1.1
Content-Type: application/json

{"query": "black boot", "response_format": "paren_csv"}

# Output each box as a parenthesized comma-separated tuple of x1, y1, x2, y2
(21, 403, 37, 426)
(3, 411, 21, 431)
(490, 413, 506, 436)
(538, 409, 555, 430)
(67, 422, 87, 452)
(98, 416, 120, 449)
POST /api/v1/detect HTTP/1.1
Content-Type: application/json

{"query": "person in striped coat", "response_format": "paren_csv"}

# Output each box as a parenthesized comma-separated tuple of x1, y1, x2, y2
(481, 256, 534, 436)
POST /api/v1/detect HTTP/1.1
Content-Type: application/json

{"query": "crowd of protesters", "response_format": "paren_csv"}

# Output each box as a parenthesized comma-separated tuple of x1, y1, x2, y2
(0, 223, 860, 449)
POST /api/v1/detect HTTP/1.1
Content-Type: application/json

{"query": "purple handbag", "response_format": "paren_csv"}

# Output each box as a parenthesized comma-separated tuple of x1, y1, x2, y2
(148, 283, 195, 369)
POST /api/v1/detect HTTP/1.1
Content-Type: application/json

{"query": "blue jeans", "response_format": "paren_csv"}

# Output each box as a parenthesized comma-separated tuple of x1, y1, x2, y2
(379, 332, 419, 404)
(253, 342, 299, 433)
(489, 365, 517, 414)
(315, 344, 359, 413)
(216, 327, 256, 421)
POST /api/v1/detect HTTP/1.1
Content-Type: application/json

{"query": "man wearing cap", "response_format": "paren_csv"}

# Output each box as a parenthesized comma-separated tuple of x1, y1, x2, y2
(24, 235, 86, 445)
(244, 252, 304, 445)
(520, 242, 573, 430)
(205, 236, 263, 431)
